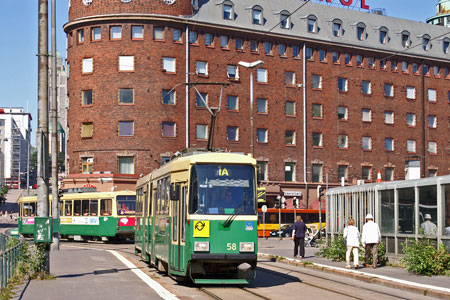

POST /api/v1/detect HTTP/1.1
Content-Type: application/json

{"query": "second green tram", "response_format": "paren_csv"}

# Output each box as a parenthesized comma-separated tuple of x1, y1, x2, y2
(135, 152, 258, 284)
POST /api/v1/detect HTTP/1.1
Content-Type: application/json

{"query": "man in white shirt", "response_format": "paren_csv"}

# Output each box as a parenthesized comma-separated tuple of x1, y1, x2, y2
(361, 213, 381, 268)
(420, 214, 437, 237)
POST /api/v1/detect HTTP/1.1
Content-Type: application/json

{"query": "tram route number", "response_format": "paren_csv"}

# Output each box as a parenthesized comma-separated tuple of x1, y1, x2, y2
(227, 243, 237, 251)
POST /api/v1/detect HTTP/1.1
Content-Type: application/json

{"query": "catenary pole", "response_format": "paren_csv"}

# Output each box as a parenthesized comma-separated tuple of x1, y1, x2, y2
(50, 0, 60, 251)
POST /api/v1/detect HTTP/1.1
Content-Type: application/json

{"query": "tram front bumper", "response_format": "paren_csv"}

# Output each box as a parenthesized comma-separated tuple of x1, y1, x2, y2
(191, 253, 257, 261)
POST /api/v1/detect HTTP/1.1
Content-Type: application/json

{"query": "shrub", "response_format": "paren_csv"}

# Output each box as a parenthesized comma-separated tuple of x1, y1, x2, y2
(402, 239, 450, 276)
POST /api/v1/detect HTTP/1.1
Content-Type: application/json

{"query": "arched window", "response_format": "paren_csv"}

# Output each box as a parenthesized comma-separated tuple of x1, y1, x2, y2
(401, 30, 410, 48)
(252, 6, 263, 25)
(422, 34, 431, 51)
(356, 22, 366, 41)
(222, 1, 234, 20)
(379, 26, 388, 44)
(443, 37, 450, 54)
(280, 10, 290, 29)
(332, 19, 343, 37)
(307, 15, 317, 33)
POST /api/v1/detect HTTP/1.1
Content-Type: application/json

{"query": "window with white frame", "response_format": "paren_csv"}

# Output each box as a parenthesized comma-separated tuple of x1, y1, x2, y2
(406, 113, 416, 126)
(162, 122, 175, 137)
(119, 88, 134, 104)
(362, 80, 371, 94)
(285, 163, 296, 182)
(196, 124, 208, 139)
(293, 46, 300, 58)
(221, 35, 229, 48)
(332, 19, 343, 37)
(131, 26, 143, 39)
(227, 126, 239, 141)
(280, 11, 290, 29)
(407, 140, 416, 153)
(162, 89, 175, 105)
(332, 51, 339, 63)
(162, 57, 175, 72)
(257, 128, 268, 143)
(118, 157, 134, 174)
(236, 38, 243, 50)
(362, 166, 371, 180)
(265, 41, 272, 54)
(82, 90, 93, 106)
(433, 66, 439, 77)
(362, 108, 371, 122)
(172, 29, 182, 42)
(338, 77, 348, 92)
(312, 164, 322, 182)
(205, 33, 214, 46)
(428, 141, 437, 154)
(428, 169, 437, 177)
(227, 65, 238, 79)
(305, 47, 313, 59)
(337, 106, 348, 120)
(119, 56, 134, 71)
(413, 63, 419, 74)
(118, 121, 134, 136)
(385, 137, 394, 151)
(338, 165, 348, 180)
(356, 55, 363, 66)
(285, 101, 295, 116)
(312, 132, 322, 147)
(384, 111, 394, 124)
(82, 58, 93, 73)
(257, 98, 267, 113)
(252, 6, 263, 25)
(189, 31, 197, 44)
(379, 27, 388, 44)
(406, 86, 416, 99)
(227, 95, 238, 110)
(338, 134, 348, 148)
(92, 27, 101, 41)
(285, 130, 295, 145)
(81, 122, 93, 138)
(423, 35, 431, 51)
(428, 115, 437, 128)
(285, 71, 295, 86)
(196, 92, 207, 107)
(320, 49, 327, 62)
(256, 68, 267, 82)
(362, 136, 372, 150)
(110, 26, 122, 40)
(307, 16, 317, 33)
(428, 89, 436, 102)
(196, 61, 208, 76)
(402, 61, 408, 72)
(391, 60, 397, 71)
(345, 53, 352, 65)
(250, 40, 258, 52)
(356, 23, 365, 41)
(368, 57, 374, 68)
(384, 83, 393, 97)
(78, 29, 84, 43)
(223, 3, 233, 20)
(385, 168, 394, 181)
(257, 161, 268, 181)
(424, 64, 430, 75)
(380, 59, 386, 70)
(444, 39, 450, 54)
(401, 32, 410, 48)
(153, 26, 164, 40)
(279, 44, 286, 56)
(312, 103, 322, 118)
(312, 75, 322, 89)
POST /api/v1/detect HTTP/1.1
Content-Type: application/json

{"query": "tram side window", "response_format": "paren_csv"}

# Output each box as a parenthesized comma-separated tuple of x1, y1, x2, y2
(82, 200, 90, 216)
(90, 200, 98, 216)
(74, 200, 82, 216)
(65, 201, 73, 216)
(101, 199, 112, 216)
(117, 195, 136, 215)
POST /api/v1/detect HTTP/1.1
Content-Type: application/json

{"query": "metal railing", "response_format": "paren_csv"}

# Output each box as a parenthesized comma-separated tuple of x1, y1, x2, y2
(0, 234, 23, 288)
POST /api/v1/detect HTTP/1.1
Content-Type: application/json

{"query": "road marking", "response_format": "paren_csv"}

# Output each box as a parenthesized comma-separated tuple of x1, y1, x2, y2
(108, 250, 179, 300)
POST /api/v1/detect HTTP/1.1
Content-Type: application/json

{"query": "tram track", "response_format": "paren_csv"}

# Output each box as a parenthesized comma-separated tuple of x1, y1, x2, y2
(199, 286, 273, 300)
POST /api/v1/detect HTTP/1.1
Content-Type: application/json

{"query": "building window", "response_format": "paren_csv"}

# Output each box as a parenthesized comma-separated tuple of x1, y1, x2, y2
(257, 161, 268, 181)
(82, 90, 92, 106)
(153, 26, 164, 40)
(444, 39, 450, 54)
(406, 113, 416, 127)
(256, 68, 267, 83)
(280, 11, 290, 29)
(362, 108, 371, 122)
(119, 56, 134, 71)
(344, 53, 352, 65)
(338, 77, 348, 92)
(368, 57, 374, 68)
(380, 59, 386, 70)
(227, 65, 238, 79)
(110, 26, 122, 40)
(384, 83, 393, 97)
(338, 134, 348, 148)
(252, 6, 263, 25)
(223, 3, 233, 20)
(384, 111, 394, 124)
(293, 46, 300, 58)
(189, 31, 197, 44)
(172, 29, 182, 42)
(337, 106, 348, 120)
(362, 166, 371, 180)
(407, 140, 416, 153)
(312, 164, 322, 183)
(424, 64, 430, 75)
(227, 126, 238, 141)
(250, 40, 258, 52)
(196, 124, 208, 140)
(307, 16, 317, 33)
(406, 86, 416, 100)
(312, 103, 322, 118)
(82, 58, 93, 74)
(402, 32, 410, 48)
(162, 122, 175, 137)
(385, 137, 394, 151)
(428, 89, 436, 102)
(119, 88, 134, 104)
(227, 95, 238, 110)
(312, 75, 322, 89)
(257, 98, 267, 113)
(433, 66, 439, 77)
(413, 63, 419, 74)
(357, 24, 365, 41)
(77, 29, 85, 44)
(81, 157, 93, 173)
(285, 101, 295, 116)
(428, 169, 437, 177)
(285, 71, 295, 86)
(332, 51, 339, 63)
(362, 136, 372, 150)
(196, 92, 208, 107)
(220, 35, 229, 48)
(81, 122, 93, 138)
(91, 27, 101, 41)
(379, 27, 388, 44)
(312, 132, 322, 147)
(320, 49, 327, 62)
(162, 89, 175, 105)
(338, 165, 348, 180)
(162, 57, 175, 72)
(279, 44, 286, 56)
(423, 35, 431, 51)
(118, 157, 134, 174)
(196, 61, 208, 76)
(402, 61, 408, 72)
(131, 26, 143, 40)
(391, 60, 397, 72)
(332, 20, 342, 37)
(428, 115, 437, 128)
(285, 130, 295, 145)
(205, 33, 214, 46)
(428, 141, 437, 154)
(305, 47, 313, 60)
(118, 121, 134, 136)
(257, 128, 268, 143)
(236, 38, 243, 50)
(362, 80, 371, 94)
(356, 55, 363, 66)
(285, 163, 296, 182)
(264, 42, 272, 54)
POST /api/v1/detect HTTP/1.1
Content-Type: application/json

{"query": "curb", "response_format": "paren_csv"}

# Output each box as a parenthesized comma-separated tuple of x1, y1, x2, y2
(258, 253, 450, 299)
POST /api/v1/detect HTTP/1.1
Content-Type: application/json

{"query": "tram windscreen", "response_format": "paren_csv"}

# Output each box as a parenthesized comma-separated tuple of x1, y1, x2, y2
(117, 195, 136, 215)
(189, 164, 256, 215)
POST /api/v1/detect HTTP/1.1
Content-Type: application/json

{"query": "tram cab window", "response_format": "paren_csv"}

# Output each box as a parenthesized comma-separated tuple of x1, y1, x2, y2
(117, 195, 136, 215)
(101, 199, 112, 216)
(189, 164, 256, 215)
(90, 200, 98, 216)
(64, 201, 73, 216)
(74, 200, 81, 216)
(22, 202, 36, 217)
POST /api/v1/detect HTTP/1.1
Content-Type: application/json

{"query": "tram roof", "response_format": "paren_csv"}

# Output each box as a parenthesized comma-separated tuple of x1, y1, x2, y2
(327, 175, 450, 195)
(19, 190, 136, 202)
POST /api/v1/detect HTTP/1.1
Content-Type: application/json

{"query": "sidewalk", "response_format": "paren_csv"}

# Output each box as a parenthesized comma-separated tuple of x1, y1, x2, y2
(258, 238, 450, 299)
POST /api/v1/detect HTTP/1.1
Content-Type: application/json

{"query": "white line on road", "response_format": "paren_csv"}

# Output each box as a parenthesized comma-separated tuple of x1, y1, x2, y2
(108, 250, 180, 300)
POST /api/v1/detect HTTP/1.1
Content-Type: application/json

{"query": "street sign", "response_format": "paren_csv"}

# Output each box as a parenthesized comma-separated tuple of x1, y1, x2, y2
(261, 205, 267, 213)
(34, 217, 52, 243)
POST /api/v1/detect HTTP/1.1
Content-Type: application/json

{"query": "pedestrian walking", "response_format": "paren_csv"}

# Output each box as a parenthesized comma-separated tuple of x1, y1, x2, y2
(292, 215, 307, 259)
(343, 218, 360, 269)
(361, 213, 381, 268)
(420, 214, 437, 237)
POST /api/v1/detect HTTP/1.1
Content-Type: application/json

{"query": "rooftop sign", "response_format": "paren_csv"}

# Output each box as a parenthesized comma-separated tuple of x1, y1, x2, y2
(319, 0, 370, 10)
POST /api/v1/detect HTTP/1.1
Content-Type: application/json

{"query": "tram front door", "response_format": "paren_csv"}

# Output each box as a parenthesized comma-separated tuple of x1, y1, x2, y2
(170, 185, 186, 272)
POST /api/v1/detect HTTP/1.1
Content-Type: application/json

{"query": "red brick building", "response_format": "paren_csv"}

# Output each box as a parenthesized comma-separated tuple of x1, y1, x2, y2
(64, 0, 450, 208)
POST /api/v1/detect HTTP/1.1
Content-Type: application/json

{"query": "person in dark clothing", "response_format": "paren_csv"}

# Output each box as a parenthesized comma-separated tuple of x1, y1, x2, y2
(292, 215, 307, 258)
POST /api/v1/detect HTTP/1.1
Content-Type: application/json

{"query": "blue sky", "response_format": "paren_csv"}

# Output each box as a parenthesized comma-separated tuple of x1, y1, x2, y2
(0, 0, 438, 145)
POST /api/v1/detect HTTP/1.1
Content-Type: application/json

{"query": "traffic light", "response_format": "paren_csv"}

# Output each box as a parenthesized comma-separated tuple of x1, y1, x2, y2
(317, 185, 325, 198)
(275, 196, 281, 208)
(58, 188, 64, 199)
(293, 197, 299, 209)
(281, 197, 286, 209)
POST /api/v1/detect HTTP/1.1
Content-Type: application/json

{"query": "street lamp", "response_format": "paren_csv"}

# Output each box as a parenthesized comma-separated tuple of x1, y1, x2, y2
(238, 60, 264, 156)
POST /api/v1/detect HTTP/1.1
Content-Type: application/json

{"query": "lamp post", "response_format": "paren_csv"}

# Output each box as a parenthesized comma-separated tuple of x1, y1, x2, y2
(238, 60, 264, 156)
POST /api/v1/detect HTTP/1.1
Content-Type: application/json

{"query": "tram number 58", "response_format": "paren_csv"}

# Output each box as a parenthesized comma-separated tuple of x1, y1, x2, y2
(226, 243, 237, 251)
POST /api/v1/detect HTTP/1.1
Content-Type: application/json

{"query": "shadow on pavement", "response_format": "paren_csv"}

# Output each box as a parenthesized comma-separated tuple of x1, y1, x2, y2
(249, 266, 302, 288)
(57, 267, 132, 278)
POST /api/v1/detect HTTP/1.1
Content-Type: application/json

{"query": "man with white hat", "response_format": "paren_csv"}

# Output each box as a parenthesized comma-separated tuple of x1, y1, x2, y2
(421, 214, 437, 237)
(361, 213, 381, 268)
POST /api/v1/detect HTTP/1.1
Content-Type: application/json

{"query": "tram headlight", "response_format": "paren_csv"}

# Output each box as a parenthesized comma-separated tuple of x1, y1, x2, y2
(194, 241, 210, 252)
(239, 242, 254, 252)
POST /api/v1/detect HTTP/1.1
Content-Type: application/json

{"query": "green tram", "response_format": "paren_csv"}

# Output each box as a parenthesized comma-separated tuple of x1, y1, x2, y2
(19, 190, 136, 241)
(135, 151, 258, 284)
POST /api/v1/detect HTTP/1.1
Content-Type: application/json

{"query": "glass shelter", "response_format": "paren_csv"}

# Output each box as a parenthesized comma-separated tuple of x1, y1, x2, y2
(326, 175, 450, 254)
